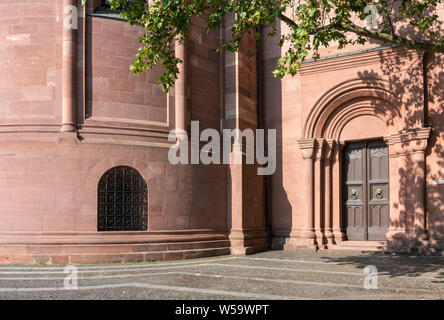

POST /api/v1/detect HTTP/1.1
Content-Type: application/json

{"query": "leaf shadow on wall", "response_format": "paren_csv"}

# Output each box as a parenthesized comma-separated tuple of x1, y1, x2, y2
(349, 46, 443, 253)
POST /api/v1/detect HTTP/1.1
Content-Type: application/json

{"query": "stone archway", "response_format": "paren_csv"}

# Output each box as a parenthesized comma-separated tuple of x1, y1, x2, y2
(290, 79, 430, 250)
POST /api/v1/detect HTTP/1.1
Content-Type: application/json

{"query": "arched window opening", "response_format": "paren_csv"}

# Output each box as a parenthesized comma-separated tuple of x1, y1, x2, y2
(98, 166, 148, 231)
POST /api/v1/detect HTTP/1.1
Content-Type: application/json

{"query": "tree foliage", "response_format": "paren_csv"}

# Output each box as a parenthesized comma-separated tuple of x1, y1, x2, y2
(83, 0, 444, 92)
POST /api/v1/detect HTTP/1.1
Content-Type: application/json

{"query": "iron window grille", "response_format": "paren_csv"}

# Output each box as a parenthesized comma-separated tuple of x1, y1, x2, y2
(98, 166, 148, 231)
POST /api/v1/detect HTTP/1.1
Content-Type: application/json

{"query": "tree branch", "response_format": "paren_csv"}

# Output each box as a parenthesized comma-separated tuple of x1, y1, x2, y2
(381, 0, 396, 37)
(278, 12, 298, 29)
(275, 5, 444, 54)
(338, 22, 444, 53)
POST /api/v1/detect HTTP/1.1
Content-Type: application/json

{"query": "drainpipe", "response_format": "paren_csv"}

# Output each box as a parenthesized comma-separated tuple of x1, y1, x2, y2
(423, 52, 430, 127)
(256, 26, 271, 246)
(175, 40, 188, 139)
(219, 24, 225, 133)
(422, 52, 431, 238)
(61, 0, 78, 132)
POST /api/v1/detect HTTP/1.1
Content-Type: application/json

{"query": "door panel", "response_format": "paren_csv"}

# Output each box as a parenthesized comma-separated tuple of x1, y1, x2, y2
(343, 142, 366, 240)
(367, 140, 390, 240)
(343, 140, 389, 241)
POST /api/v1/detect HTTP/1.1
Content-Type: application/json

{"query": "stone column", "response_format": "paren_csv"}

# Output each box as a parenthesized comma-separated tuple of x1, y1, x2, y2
(224, 14, 267, 255)
(294, 138, 317, 246)
(323, 140, 335, 244)
(228, 140, 244, 253)
(386, 135, 404, 238)
(174, 40, 188, 140)
(314, 139, 325, 248)
(386, 128, 430, 250)
(409, 128, 430, 239)
(331, 142, 345, 243)
(390, 133, 409, 231)
(412, 151, 426, 236)
(61, 0, 78, 132)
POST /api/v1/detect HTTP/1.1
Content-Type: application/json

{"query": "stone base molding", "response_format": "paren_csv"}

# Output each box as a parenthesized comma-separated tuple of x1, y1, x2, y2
(228, 229, 268, 255)
(284, 234, 319, 250)
(0, 230, 231, 264)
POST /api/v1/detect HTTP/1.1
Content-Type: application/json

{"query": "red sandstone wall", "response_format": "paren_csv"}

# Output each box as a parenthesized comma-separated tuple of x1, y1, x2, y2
(86, 16, 167, 125)
(189, 17, 221, 131)
(0, 0, 62, 126)
(0, 141, 227, 232)
(425, 4, 444, 247)
(262, 23, 304, 237)
(0, 1, 227, 235)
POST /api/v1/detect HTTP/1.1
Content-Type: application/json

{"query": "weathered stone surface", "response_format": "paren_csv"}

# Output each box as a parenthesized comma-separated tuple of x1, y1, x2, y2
(0, 1, 442, 263)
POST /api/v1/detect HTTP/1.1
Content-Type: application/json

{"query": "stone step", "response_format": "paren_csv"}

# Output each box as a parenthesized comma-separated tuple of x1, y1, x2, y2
(0, 247, 232, 265)
(335, 241, 387, 251)
(0, 239, 231, 255)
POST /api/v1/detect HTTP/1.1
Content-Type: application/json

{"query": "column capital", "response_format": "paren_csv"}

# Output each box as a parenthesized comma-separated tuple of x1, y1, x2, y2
(323, 139, 336, 162)
(387, 127, 431, 156)
(315, 139, 325, 161)
(297, 138, 317, 160)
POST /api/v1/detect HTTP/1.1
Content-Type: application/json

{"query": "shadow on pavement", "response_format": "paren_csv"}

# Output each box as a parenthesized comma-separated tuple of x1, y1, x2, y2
(319, 253, 444, 281)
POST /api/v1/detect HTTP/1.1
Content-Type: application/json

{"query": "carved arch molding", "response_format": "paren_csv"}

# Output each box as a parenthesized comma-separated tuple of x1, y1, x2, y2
(295, 78, 431, 248)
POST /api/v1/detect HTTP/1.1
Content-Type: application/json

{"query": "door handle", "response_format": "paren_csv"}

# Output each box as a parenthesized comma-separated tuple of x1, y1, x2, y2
(375, 187, 383, 199)
(350, 188, 359, 200)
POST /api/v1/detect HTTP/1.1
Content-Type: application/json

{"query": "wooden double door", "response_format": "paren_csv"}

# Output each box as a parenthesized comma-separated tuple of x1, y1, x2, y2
(342, 140, 390, 241)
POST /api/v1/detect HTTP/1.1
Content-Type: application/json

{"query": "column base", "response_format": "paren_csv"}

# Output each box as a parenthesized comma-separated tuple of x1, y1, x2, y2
(56, 131, 79, 145)
(315, 228, 328, 249)
(324, 229, 335, 245)
(60, 123, 77, 133)
(332, 229, 345, 245)
(283, 229, 319, 250)
(229, 229, 268, 255)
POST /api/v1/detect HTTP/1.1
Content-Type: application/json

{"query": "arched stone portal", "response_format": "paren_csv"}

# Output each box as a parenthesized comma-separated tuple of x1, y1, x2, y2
(289, 79, 431, 250)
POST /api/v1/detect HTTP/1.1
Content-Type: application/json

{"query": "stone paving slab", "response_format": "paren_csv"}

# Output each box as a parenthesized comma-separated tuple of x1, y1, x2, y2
(0, 250, 442, 300)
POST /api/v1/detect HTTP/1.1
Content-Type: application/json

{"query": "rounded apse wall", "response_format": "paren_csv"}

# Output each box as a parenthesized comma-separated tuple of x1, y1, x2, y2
(0, 0, 228, 264)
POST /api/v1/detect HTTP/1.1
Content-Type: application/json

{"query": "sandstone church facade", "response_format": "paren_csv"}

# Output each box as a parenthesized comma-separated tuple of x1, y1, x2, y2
(0, 0, 442, 264)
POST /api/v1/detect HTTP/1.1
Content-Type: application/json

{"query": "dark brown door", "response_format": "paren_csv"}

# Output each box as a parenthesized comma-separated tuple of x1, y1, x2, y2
(343, 140, 390, 241)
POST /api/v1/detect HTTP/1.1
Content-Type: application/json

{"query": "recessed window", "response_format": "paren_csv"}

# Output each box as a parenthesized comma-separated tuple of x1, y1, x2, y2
(101, 0, 111, 8)
(92, 0, 143, 20)
(98, 166, 148, 231)
(99, 0, 135, 11)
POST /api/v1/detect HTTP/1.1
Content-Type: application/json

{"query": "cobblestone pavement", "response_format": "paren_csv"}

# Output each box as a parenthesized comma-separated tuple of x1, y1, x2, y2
(0, 250, 442, 300)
